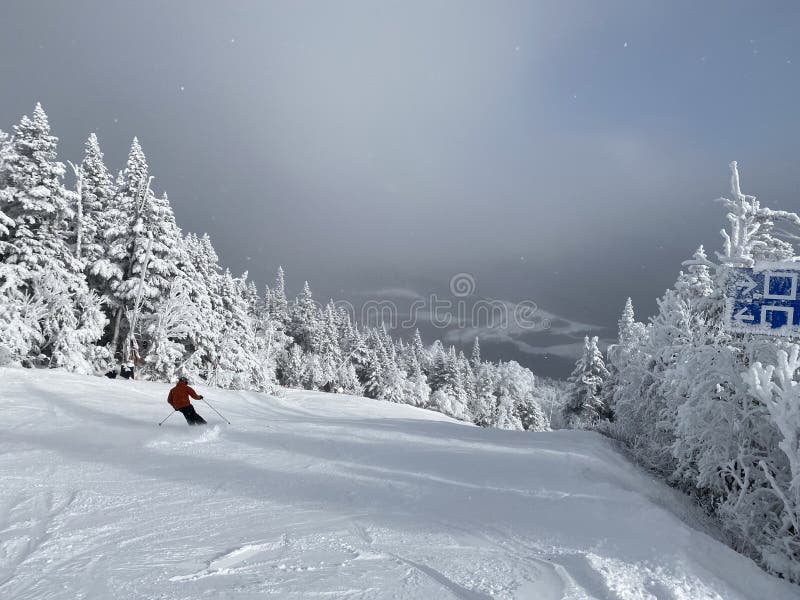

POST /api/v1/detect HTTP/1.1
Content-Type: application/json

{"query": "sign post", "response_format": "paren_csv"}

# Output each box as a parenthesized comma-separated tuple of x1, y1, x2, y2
(725, 263, 800, 336)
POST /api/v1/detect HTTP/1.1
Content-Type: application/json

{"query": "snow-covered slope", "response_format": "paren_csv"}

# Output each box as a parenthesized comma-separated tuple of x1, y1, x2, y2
(0, 368, 795, 600)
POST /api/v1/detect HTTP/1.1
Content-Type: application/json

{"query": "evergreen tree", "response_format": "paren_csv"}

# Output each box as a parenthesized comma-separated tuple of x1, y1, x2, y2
(208, 270, 259, 389)
(563, 336, 610, 426)
(471, 336, 481, 368)
(471, 362, 496, 427)
(405, 353, 430, 407)
(0, 104, 77, 275)
(282, 344, 307, 388)
(177, 232, 226, 379)
(77, 133, 116, 269)
(289, 281, 319, 351)
(411, 328, 429, 372)
(270, 266, 289, 327)
(0, 104, 105, 370)
(96, 137, 149, 355)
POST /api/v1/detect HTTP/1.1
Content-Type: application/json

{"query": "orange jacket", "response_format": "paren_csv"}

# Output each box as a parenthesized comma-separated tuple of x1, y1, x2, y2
(168, 381, 201, 409)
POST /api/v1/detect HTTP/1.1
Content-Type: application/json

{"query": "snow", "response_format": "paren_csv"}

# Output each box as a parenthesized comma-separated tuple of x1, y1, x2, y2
(0, 367, 796, 600)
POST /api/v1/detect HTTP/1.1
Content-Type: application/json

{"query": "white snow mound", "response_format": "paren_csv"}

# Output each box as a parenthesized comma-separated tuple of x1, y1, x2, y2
(0, 367, 796, 599)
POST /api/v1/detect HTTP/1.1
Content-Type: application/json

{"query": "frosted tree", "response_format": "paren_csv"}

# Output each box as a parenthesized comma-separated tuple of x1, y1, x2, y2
(471, 362, 496, 427)
(0, 104, 104, 370)
(338, 362, 363, 395)
(0, 104, 74, 272)
(269, 266, 289, 328)
(98, 138, 182, 361)
(494, 394, 523, 430)
(0, 263, 46, 364)
(289, 281, 320, 352)
(495, 360, 545, 431)
(742, 347, 800, 579)
(32, 272, 106, 373)
(75, 133, 116, 268)
(411, 328, 430, 373)
(175, 232, 228, 379)
(608, 164, 800, 580)
(470, 336, 481, 368)
(533, 378, 570, 430)
(377, 344, 404, 402)
(0, 128, 14, 238)
(362, 329, 386, 399)
(248, 280, 288, 393)
(96, 137, 149, 355)
(141, 278, 201, 381)
(428, 347, 469, 420)
(282, 343, 307, 388)
(604, 297, 647, 421)
(316, 301, 343, 388)
(207, 270, 259, 389)
(718, 161, 799, 265)
(563, 336, 610, 426)
(404, 353, 430, 407)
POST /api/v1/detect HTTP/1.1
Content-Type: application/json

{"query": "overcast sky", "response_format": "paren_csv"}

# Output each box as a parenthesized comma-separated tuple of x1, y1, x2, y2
(2, 1, 799, 376)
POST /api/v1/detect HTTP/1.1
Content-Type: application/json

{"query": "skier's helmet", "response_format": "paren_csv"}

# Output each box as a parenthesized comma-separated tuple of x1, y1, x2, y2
(178, 376, 189, 384)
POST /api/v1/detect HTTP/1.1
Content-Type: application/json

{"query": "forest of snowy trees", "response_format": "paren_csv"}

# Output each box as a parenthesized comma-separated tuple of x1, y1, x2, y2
(562, 163, 800, 582)
(0, 104, 551, 432)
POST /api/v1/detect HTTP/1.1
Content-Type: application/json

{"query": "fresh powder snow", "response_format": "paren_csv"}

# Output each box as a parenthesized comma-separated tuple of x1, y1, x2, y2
(1, 367, 796, 600)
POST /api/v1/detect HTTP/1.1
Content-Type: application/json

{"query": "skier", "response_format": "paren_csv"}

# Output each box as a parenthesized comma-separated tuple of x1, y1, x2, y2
(167, 376, 207, 426)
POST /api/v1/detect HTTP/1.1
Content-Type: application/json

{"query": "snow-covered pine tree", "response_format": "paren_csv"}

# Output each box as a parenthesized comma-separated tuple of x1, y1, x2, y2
(95, 137, 148, 355)
(428, 347, 470, 420)
(491, 362, 524, 430)
(208, 270, 260, 389)
(175, 232, 227, 380)
(0, 104, 75, 274)
(471, 336, 481, 368)
(269, 266, 289, 328)
(316, 300, 343, 388)
(362, 328, 386, 399)
(75, 133, 116, 269)
(411, 328, 430, 373)
(471, 362, 496, 427)
(282, 343, 307, 388)
(405, 352, 431, 407)
(0, 104, 105, 370)
(376, 339, 407, 403)
(603, 297, 647, 423)
(0, 128, 14, 238)
(288, 281, 320, 352)
(563, 336, 610, 426)
(97, 138, 182, 361)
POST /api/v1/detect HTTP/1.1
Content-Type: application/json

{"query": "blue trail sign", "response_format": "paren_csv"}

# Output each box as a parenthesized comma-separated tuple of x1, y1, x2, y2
(725, 264, 800, 336)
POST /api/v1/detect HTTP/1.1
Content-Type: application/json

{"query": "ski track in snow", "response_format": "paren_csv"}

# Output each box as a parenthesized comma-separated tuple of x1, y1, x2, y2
(0, 367, 797, 599)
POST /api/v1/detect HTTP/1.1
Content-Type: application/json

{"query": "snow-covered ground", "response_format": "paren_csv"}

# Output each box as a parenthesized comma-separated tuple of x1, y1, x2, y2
(0, 368, 796, 600)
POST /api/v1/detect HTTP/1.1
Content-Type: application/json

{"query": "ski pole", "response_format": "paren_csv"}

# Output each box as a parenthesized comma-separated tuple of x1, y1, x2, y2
(201, 398, 231, 425)
(158, 410, 177, 426)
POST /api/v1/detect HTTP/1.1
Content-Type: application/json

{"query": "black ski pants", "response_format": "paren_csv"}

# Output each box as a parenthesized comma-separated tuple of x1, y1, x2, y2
(178, 405, 207, 426)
